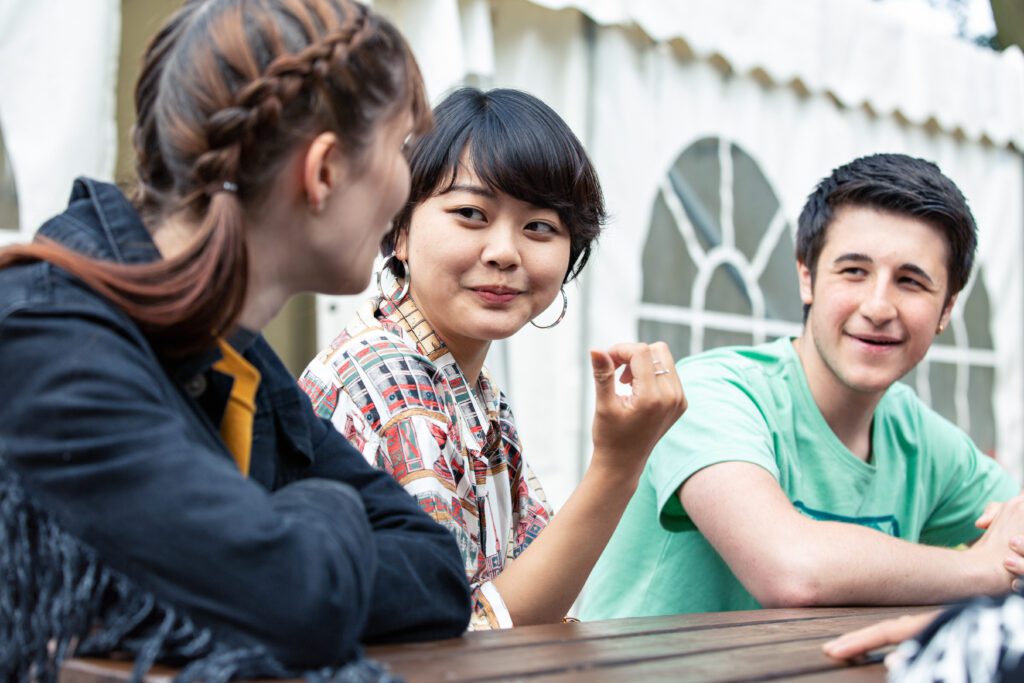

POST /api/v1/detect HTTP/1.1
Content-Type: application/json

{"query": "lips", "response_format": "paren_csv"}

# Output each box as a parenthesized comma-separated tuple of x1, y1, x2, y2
(471, 285, 523, 305)
(846, 332, 903, 347)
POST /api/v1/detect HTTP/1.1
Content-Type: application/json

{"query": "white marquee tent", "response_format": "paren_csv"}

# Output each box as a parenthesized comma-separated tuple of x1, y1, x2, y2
(2, 0, 1021, 507)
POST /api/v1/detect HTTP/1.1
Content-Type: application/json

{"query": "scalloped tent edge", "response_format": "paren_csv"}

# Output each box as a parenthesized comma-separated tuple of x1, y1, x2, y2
(528, 0, 1024, 151)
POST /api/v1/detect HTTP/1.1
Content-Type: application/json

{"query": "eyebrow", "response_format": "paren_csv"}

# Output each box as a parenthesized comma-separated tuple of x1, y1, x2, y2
(442, 183, 497, 199)
(833, 253, 936, 285)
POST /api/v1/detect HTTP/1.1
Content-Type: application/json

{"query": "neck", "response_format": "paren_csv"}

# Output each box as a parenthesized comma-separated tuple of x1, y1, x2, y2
(450, 344, 490, 387)
(792, 336, 882, 461)
(150, 208, 296, 335)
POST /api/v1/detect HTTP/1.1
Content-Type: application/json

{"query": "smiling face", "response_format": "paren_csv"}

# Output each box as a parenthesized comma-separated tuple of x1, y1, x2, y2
(796, 205, 957, 403)
(395, 164, 571, 364)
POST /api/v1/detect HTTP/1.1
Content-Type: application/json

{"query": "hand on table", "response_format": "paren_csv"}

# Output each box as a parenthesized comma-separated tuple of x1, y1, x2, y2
(589, 342, 686, 477)
(967, 494, 1024, 593)
(822, 610, 940, 660)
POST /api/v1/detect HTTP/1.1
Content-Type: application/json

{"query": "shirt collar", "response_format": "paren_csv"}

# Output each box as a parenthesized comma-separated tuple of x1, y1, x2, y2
(373, 290, 502, 422)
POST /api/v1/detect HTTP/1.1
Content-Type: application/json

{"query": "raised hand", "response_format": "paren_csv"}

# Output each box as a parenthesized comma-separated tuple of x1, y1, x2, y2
(589, 341, 686, 478)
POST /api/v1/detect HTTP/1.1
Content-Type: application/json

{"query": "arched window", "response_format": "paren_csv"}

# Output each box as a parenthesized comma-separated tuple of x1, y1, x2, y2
(639, 137, 997, 454)
(639, 137, 802, 356)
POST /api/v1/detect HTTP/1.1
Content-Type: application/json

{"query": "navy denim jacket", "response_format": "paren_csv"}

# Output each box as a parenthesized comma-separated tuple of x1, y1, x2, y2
(0, 179, 470, 670)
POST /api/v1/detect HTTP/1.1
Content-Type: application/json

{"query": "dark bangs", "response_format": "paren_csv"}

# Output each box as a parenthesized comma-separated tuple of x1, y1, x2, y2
(385, 87, 606, 282)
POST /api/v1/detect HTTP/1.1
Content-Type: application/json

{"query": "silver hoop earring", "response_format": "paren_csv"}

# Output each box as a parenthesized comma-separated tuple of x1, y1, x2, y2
(530, 287, 568, 329)
(376, 253, 410, 304)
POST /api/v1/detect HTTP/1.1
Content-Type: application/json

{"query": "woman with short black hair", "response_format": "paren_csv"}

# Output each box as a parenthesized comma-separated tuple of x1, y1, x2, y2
(301, 87, 686, 629)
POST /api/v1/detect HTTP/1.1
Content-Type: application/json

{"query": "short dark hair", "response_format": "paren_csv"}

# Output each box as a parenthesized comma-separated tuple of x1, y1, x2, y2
(382, 87, 606, 282)
(796, 153, 977, 305)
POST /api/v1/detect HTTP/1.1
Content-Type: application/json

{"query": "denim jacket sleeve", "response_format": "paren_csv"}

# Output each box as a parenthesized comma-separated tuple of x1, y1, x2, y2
(302, 413, 473, 642)
(0, 269, 463, 667)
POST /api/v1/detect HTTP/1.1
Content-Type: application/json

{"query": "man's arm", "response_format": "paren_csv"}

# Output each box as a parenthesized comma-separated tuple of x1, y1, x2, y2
(681, 462, 1024, 606)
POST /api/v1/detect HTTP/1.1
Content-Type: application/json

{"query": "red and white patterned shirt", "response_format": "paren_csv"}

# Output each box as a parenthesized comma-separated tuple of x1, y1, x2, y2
(300, 294, 552, 629)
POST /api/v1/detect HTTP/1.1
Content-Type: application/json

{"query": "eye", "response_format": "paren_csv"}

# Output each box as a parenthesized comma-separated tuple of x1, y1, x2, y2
(899, 276, 926, 289)
(453, 206, 486, 221)
(525, 220, 560, 236)
(840, 267, 867, 277)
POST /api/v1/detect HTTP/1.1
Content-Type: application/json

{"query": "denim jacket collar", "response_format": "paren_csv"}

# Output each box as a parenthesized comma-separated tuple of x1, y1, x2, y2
(39, 177, 314, 466)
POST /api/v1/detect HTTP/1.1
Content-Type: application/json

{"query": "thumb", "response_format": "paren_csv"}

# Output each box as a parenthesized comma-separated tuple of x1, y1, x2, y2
(591, 349, 616, 405)
(976, 501, 1000, 529)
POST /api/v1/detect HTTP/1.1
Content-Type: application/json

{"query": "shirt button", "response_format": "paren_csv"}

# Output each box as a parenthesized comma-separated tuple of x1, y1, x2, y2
(184, 374, 207, 398)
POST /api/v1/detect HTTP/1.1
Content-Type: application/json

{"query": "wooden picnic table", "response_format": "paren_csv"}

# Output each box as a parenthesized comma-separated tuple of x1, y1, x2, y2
(61, 605, 936, 682)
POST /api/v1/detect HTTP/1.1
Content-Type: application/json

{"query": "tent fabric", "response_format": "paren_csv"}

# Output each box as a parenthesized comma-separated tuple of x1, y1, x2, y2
(0, 0, 120, 242)
(530, 0, 1024, 150)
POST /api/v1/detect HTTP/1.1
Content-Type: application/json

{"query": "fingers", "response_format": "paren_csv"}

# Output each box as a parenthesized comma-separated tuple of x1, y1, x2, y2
(604, 341, 682, 396)
(1005, 536, 1024, 584)
(976, 501, 1002, 530)
(590, 349, 617, 406)
(822, 612, 938, 660)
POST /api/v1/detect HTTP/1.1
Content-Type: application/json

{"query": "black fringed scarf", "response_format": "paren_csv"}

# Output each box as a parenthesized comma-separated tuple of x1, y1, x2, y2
(0, 467, 402, 683)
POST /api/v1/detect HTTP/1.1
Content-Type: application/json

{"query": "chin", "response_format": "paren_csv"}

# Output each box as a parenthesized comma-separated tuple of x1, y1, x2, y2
(478, 326, 523, 341)
(843, 371, 900, 395)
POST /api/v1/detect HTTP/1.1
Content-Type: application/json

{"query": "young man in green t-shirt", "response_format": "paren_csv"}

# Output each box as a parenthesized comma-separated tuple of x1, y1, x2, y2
(580, 154, 1024, 619)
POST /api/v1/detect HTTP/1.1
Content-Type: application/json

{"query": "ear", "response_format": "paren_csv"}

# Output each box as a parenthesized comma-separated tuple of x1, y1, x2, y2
(938, 292, 958, 334)
(302, 131, 344, 213)
(797, 260, 814, 306)
(393, 227, 410, 261)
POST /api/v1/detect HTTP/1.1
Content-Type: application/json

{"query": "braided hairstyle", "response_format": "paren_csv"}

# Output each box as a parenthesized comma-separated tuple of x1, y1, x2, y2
(0, 0, 430, 356)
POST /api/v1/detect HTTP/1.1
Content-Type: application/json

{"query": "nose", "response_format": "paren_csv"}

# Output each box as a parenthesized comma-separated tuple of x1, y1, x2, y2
(859, 281, 898, 325)
(481, 223, 521, 270)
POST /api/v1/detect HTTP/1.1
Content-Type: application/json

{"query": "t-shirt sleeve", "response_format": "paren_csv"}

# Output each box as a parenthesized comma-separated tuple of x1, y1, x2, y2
(651, 363, 779, 532)
(919, 426, 1018, 546)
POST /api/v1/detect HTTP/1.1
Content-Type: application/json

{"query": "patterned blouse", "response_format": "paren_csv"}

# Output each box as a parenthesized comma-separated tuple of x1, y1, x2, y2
(299, 293, 552, 629)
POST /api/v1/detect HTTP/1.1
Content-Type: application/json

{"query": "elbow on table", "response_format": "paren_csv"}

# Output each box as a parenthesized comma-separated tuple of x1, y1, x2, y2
(747, 562, 828, 609)
(258, 589, 371, 667)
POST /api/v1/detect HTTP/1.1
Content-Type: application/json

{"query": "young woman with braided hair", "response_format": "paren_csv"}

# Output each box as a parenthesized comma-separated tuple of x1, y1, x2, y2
(0, 1, 470, 680)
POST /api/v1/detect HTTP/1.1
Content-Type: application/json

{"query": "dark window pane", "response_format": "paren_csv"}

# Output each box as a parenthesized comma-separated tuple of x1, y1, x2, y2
(642, 193, 696, 306)
(705, 263, 752, 317)
(928, 362, 958, 426)
(703, 327, 755, 350)
(0, 127, 18, 231)
(671, 137, 720, 254)
(962, 278, 993, 350)
(760, 226, 803, 323)
(969, 365, 996, 455)
(731, 143, 780, 263)
(639, 320, 690, 361)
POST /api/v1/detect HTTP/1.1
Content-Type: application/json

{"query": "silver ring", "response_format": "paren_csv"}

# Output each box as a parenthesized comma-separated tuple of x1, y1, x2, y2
(654, 369, 671, 376)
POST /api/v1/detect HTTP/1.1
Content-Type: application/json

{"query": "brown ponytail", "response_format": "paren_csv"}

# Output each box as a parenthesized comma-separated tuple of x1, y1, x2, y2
(2, 0, 430, 357)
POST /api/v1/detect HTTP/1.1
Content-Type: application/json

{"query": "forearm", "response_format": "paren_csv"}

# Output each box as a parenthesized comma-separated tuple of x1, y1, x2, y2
(492, 458, 640, 625)
(744, 518, 1007, 607)
(685, 463, 1016, 610)
(306, 424, 472, 641)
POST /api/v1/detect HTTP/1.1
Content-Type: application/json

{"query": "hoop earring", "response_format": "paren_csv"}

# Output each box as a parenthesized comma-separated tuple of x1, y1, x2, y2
(531, 287, 568, 329)
(376, 253, 410, 304)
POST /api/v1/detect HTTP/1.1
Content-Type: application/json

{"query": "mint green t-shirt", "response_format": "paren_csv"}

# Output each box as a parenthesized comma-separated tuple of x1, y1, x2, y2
(579, 337, 1017, 618)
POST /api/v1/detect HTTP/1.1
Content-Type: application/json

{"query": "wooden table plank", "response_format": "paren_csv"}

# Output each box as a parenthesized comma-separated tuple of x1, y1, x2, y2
(368, 605, 930, 659)
(62, 606, 928, 683)
(477, 641, 888, 683)
(59, 659, 174, 683)
(371, 610, 926, 682)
